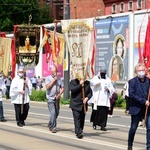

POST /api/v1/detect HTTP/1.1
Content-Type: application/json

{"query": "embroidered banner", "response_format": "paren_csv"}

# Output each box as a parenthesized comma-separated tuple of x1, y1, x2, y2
(0, 37, 12, 76)
(61, 18, 94, 79)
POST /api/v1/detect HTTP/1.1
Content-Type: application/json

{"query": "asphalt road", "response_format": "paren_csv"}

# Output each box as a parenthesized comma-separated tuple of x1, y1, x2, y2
(0, 99, 146, 150)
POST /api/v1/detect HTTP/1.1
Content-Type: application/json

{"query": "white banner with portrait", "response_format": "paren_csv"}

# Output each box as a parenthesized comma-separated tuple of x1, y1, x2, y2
(61, 19, 94, 79)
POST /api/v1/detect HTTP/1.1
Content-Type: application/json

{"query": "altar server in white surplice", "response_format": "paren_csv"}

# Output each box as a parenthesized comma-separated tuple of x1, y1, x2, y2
(90, 68, 114, 131)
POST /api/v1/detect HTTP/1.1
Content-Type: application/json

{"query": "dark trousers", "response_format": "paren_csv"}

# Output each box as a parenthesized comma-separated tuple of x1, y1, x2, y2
(108, 102, 115, 115)
(125, 96, 130, 111)
(128, 110, 143, 147)
(0, 101, 4, 120)
(6, 86, 10, 99)
(32, 83, 37, 90)
(72, 108, 85, 135)
(14, 103, 29, 124)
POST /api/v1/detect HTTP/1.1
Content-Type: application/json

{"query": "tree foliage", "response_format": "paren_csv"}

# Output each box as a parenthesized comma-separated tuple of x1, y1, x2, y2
(0, 0, 53, 32)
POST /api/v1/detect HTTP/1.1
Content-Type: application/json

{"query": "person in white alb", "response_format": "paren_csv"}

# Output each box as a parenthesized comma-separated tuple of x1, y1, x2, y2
(10, 68, 32, 127)
(0, 72, 7, 122)
(90, 68, 115, 131)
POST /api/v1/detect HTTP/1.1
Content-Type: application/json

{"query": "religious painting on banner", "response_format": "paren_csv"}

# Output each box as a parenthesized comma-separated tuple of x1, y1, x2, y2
(61, 19, 94, 80)
(14, 25, 40, 66)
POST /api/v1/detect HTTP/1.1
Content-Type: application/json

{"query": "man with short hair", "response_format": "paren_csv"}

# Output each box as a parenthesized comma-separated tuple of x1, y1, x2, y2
(127, 63, 150, 150)
(45, 65, 64, 133)
(10, 68, 32, 127)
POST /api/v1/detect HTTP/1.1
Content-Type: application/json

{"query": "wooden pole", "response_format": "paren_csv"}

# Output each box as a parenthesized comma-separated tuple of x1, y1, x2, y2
(21, 69, 26, 114)
(143, 89, 150, 127)
(82, 85, 86, 114)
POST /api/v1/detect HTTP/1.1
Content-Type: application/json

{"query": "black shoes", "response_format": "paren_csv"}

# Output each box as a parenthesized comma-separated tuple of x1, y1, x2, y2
(0, 118, 7, 122)
(76, 133, 83, 139)
(17, 122, 23, 127)
(101, 127, 107, 131)
(17, 121, 25, 127)
(21, 121, 25, 126)
(127, 146, 132, 150)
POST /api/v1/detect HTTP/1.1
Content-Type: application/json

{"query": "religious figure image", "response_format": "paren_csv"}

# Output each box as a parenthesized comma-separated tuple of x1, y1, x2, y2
(113, 35, 126, 59)
(25, 36, 30, 51)
(109, 55, 124, 82)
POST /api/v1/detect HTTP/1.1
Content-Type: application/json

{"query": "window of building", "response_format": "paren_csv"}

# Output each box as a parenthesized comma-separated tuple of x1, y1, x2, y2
(128, 1, 133, 11)
(112, 4, 116, 14)
(46, 0, 50, 5)
(137, 0, 142, 10)
(120, 2, 125, 12)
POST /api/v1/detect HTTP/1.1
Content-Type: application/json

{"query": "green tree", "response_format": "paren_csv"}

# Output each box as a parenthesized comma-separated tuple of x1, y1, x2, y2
(0, 0, 53, 32)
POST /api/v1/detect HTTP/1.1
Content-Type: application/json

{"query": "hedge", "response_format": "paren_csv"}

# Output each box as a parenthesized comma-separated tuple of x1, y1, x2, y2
(29, 90, 125, 108)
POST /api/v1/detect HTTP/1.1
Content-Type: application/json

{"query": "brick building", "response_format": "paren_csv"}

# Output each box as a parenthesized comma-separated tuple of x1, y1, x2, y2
(104, 0, 150, 15)
(69, 0, 105, 19)
(43, 0, 150, 20)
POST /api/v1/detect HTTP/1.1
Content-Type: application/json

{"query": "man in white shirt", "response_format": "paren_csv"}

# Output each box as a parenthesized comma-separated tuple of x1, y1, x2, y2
(10, 68, 32, 127)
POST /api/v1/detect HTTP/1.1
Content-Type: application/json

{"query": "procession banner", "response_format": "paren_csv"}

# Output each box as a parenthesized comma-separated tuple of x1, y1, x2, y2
(0, 37, 12, 76)
(61, 18, 94, 79)
(50, 30, 65, 65)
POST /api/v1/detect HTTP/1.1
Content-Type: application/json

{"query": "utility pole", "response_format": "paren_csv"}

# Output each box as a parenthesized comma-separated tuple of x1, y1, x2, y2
(63, 0, 70, 100)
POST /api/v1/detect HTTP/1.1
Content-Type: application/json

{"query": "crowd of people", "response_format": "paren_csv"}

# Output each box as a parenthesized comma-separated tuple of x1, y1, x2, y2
(0, 63, 150, 150)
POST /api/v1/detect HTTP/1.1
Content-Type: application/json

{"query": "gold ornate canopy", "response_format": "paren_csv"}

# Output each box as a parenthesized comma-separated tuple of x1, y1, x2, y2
(14, 24, 40, 66)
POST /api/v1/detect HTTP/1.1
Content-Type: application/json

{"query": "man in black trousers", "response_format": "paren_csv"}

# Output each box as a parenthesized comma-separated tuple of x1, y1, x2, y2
(70, 78, 92, 139)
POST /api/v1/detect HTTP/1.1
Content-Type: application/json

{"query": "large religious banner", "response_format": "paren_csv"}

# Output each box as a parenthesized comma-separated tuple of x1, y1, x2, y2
(0, 37, 12, 76)
(94, 16, 129, 82)
(61, 19, 94, 79)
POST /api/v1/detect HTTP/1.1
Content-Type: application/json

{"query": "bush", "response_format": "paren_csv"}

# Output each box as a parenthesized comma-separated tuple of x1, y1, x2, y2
(60, 98, 70, 105)
(115, 93, 125, 107)
(29, 90, 126, 108)
(29, 90, 47, 102)
(29, 90, 70, 105)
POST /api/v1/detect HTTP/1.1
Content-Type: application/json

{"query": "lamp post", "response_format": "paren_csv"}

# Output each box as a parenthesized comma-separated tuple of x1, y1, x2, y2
(63, 0, 70, 101)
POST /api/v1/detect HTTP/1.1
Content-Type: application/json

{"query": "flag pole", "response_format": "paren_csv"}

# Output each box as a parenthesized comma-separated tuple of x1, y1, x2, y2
(143, 88, 150, 127)
(81, 84, 86, 114)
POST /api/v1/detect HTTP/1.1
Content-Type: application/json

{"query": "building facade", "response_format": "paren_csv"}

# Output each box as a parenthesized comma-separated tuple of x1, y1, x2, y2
(42, 0, 150, 20)
(104, 0, 149, 15)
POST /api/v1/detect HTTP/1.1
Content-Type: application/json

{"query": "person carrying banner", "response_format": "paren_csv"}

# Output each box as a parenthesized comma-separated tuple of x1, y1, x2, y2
(127, 63, 150, 150)
(10, 68, 32, 127)
(70, 78, 92, 139)
(90, 68, 115, 131)
(0, 72, 7, 122)
(45, 64, 64, 133)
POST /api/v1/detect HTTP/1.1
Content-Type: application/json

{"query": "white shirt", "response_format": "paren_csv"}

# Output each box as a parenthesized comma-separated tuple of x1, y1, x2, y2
(0, 79, 6, 101)
(10, 76, 32, 104)
(124, 82, 129, 97)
